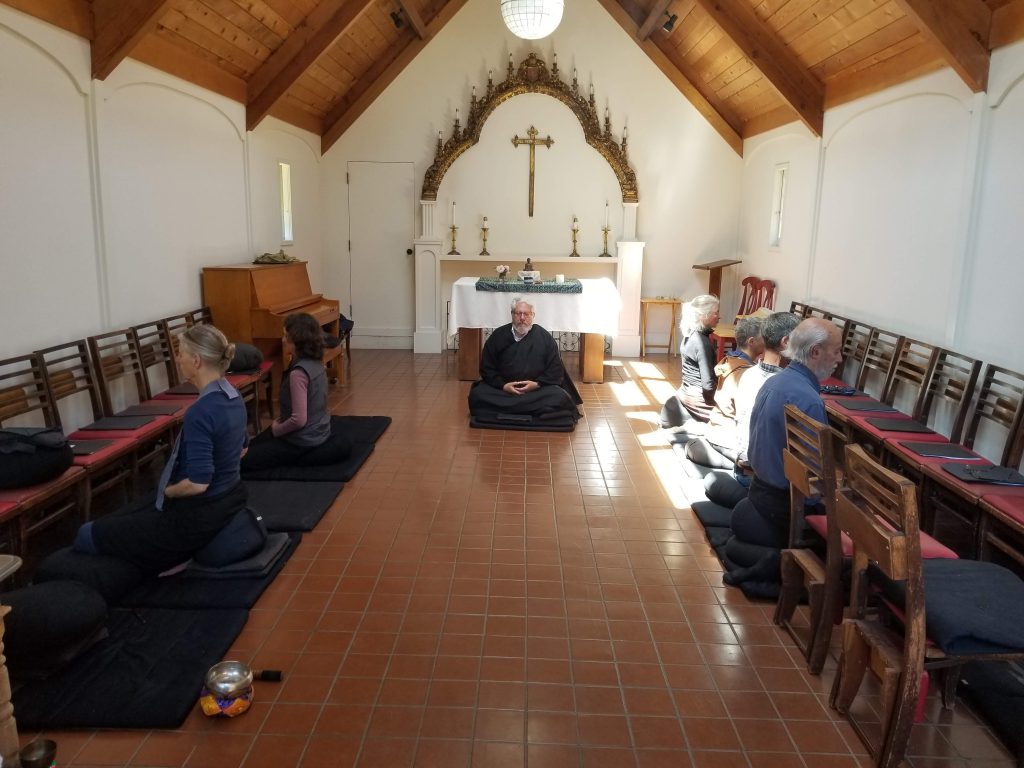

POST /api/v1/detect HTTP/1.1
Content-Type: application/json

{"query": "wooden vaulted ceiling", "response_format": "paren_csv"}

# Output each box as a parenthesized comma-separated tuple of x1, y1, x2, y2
(7, 0, 1024, 155)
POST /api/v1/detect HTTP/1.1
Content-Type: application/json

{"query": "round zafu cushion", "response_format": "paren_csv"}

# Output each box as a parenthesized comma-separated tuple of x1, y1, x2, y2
(2, 580, 107, 678)
(193, 507, 267, 567)
(34, 547, 145, 605)
(227, 343, 263, 373)
(704, 471, 748, 509)
(730, 497, 788, 549)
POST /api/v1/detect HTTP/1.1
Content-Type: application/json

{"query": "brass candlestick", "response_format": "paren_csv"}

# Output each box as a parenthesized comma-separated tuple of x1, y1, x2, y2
(448, 225, 460, 255)
(479, 227, 490, 256)
(569, 227, 580, 257)
(600, 226, 612, 257)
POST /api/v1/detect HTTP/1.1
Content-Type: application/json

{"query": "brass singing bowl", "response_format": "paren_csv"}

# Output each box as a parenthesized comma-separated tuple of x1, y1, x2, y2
(205, 660, 254, 697)
(19, 739, 57, 768)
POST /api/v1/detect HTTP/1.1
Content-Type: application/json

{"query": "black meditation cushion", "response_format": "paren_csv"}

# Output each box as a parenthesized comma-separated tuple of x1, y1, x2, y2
(227, 342, 263, 373)
(192, 507, 267, 567)
(2, 580, 108, 678)
(34, 548, 146, 605)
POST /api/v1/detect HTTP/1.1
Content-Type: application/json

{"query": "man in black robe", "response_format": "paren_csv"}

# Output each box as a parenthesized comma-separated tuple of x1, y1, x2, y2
(468, 298, 582, 425)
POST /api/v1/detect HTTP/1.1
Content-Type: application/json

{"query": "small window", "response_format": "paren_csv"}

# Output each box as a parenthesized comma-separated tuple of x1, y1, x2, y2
(769, 163, 788, 248)
(279, 162, 294, 245)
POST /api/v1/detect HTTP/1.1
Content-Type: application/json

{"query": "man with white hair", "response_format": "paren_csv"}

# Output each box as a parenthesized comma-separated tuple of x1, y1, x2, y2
(741, 317, 844, 546)
(467, 297, 581, 425)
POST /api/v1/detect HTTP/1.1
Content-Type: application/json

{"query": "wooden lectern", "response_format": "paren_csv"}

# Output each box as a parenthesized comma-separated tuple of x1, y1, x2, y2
(692, 259, 742, 299)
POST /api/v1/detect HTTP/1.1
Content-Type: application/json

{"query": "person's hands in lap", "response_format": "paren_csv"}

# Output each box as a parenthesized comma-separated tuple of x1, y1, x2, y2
(503, 380, 539, 395)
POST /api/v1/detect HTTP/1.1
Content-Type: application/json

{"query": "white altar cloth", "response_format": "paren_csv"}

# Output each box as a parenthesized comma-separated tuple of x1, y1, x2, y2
(449, 277, 621, 338)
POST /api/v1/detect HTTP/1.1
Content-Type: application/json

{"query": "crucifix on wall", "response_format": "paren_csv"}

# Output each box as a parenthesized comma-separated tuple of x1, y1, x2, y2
(511, 126, 554, 217)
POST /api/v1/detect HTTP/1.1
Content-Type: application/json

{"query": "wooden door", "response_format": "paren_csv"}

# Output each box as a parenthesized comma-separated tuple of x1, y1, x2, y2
(348, 161, 415, 347)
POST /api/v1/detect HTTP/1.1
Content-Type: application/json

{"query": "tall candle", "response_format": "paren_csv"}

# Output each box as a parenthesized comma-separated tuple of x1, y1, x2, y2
(572, 216, 579, 231)
(604, 201, 609, 228)
(605, 107, 609, 120)
(472, 85, 476, 98)
(482, 216, 488, 229)
(451, 201, 456, 227)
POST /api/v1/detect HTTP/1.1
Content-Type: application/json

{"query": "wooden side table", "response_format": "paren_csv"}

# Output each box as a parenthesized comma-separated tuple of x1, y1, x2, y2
(640, 298, 681, 356)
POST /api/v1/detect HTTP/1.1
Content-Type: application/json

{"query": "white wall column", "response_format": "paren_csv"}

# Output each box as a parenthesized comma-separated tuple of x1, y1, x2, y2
(613, 240, 644, 357)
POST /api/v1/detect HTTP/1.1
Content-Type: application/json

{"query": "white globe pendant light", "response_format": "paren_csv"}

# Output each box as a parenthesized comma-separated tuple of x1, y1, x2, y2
(500, 0, 564, 40)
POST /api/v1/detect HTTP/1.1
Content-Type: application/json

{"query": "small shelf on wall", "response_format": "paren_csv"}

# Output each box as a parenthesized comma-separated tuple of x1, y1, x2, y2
(439, 254, 618, 263)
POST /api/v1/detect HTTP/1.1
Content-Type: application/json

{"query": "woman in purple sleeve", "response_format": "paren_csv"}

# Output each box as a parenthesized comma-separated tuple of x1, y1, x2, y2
(240, 312, 350, 473)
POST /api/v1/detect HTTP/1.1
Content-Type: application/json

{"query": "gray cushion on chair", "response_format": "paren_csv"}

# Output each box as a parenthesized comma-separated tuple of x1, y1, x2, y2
(881, 558, 1024, 655)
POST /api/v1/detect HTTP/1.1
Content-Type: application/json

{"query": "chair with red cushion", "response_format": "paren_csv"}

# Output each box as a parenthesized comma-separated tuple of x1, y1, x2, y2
(0, 353, 87, 555)
(831, 445, 1024, 768)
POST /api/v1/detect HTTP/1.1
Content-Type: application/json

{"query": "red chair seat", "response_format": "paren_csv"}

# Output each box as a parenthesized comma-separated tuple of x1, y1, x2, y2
(980, 494, 1024, 527)
(69, 413, 175, 441)
(0, 466, 86, 508)
(805, 514, 957, 560)
(71, 438, 137, 469)
(843, 412, 946, 443)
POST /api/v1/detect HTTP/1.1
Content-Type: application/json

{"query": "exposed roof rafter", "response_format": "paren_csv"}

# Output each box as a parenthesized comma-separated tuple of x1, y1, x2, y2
(246, 0, 375, 132)
(595, 0, 743, 155)
(92, 0, 173, 80)
(397, 0, 428, 39)
(691, 0, 824, 136)
(991, 0, 1024, 48)
(894, 0, 991, 92)
(637, 0, 672, 41)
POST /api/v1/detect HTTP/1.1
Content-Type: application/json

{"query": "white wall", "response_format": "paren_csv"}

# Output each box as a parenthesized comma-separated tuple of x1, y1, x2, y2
(737, 45, 1024, 376)
(0, 5, 323, 430)
(321, 0, 744, 348)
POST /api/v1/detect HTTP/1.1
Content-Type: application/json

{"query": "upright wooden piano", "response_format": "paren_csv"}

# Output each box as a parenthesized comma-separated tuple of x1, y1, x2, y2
(201, 262, 342, 397)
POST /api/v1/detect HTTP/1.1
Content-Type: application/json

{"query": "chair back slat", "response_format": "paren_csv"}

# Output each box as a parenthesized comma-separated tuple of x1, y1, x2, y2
(133, 320, 179, 390)
(916, 348, 980, 442)
(883, 337, 937, 410)
(828, 315, 872, 383)
(855, 328, 904, 398)
(36, 340, 105, 427)
(783, 404, 842, 546)
(789, 301, 811, 318)
(87, 329, 151, 414)
(0, 354, 55, 426)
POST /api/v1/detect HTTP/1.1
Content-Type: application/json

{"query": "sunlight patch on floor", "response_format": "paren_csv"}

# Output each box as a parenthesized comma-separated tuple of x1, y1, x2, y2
(609, 380, 650, 407)
(645, 446, 689, 510)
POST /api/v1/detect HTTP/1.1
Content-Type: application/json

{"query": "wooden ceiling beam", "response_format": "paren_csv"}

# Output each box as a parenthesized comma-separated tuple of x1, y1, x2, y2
(132, 33, 246, 101)
(990, 0, 1024, 49)
(824, 45, 944, 109)
(594, 0, 743, 155)
(3, 0, 92, 38)
(637, 0, 672, 41)
(91, 0, 174, 80)
(396, 0, 428, 40)
(692, 0, 824, 136)
(246, 0, 375, 132)
(322, 0, 470, 153)
(894, 0, 990, 92)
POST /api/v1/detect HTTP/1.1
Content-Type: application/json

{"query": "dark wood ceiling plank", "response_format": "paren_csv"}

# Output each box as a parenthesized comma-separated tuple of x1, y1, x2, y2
(178, 0, 273, 63)
(786, 0, 887, 55)
(244, 0, 298, 38)
(192, 0, 286, 50)
(597, 0, 743, 153)
(991, 0, 1024, 47)
(92, 0, 175, 80)
(637, 0, 673, 40)
(161, 7, 265, 74)
(132, 31, 247, 99)
(396, 0, 428, 38)
(268, 97, 325, 132)
(716, 62, 763, 99)
(894, 0, 990, 90)
(150, 24, 252, 78)
(321, 0, 468, 152)
(810, 16, 917, 78)
(742, 103, 799, 136)
(825, 40, 942, 105)
(246, 0, 376, 131)
(692, 0, 824, 135)
(3, 0, 92, 37)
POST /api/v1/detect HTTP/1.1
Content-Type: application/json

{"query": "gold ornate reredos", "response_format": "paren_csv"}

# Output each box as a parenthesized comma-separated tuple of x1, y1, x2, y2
(422, 53, 638, 203)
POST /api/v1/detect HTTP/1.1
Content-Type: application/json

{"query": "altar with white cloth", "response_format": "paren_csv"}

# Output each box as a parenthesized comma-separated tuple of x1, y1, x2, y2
(450, 276, 621, 383)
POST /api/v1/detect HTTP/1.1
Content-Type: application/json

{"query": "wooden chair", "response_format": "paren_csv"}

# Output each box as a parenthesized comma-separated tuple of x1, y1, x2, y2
(829, 315, 873, 385)
(831, 445, 1024, 767)
(736, 276, 775, 318)
(132, 319, 181, 393)
(854, 328, 905, 400)
(789, 300, 812, 318)
(0, 353, 87, 557)
(775, 404, 845, 674)
(37, 340, 148, 513)
(918, 362, 1024, 554)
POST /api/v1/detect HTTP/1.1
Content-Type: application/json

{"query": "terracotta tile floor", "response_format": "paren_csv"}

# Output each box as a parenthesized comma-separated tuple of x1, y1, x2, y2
(20, 350, 1016, 767)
